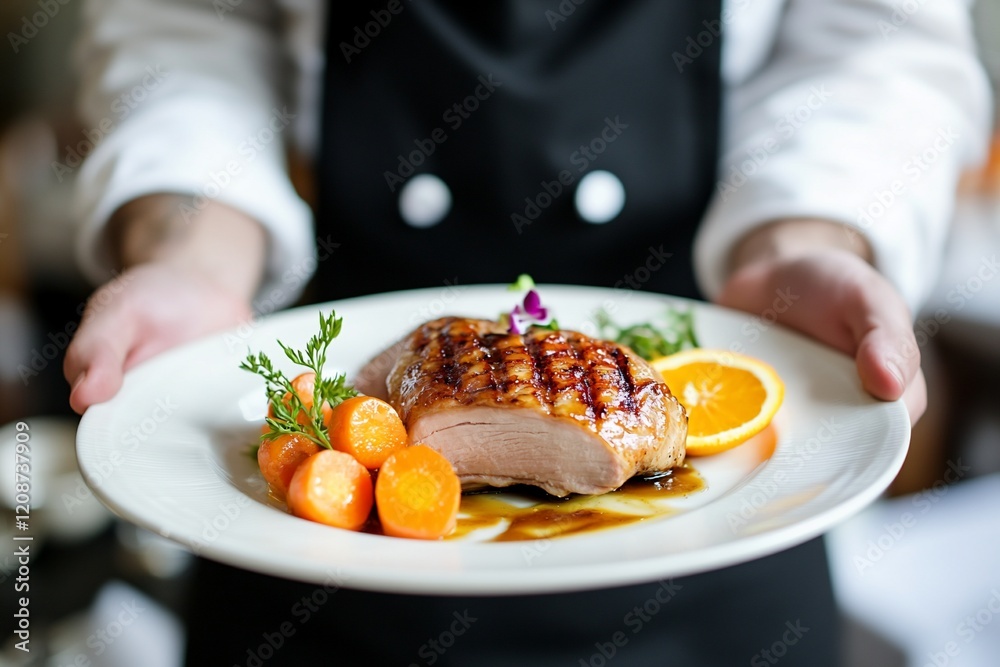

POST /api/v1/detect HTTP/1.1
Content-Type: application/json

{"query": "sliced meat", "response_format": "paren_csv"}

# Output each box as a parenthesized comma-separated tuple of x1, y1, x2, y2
(363, 317, 686, 496)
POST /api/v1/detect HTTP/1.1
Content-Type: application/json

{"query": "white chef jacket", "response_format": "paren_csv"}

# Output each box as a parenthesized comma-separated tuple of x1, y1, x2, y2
(71, 0, 992, 313)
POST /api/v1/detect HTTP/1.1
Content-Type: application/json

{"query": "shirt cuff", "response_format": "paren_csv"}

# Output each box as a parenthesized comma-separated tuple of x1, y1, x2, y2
(73, 97, 316, 310)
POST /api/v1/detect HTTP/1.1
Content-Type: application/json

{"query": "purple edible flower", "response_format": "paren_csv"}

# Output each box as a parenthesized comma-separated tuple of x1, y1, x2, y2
(523, 290, 545, 318)
(507, 289, 551, 334)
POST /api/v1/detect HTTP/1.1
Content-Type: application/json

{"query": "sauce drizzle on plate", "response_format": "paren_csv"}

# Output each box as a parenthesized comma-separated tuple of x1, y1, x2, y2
(449, 465, 705, 542)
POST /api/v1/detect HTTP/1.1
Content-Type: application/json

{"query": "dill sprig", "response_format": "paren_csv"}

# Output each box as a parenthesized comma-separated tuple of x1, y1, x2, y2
(240, 311, 357, 449)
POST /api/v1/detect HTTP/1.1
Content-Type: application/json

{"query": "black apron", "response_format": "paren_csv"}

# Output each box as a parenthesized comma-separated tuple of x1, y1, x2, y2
(313, 0, 717, 298)
(185, 2, 839, 665)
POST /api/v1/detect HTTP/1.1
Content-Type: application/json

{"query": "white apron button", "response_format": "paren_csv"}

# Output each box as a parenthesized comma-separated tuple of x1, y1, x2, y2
(575, 170, 625, 224)
(399, 174, 452, 228)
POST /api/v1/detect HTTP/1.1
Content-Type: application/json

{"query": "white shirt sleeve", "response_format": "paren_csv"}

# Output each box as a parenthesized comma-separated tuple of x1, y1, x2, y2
(695, 0, 993, 313)
(73, 0, 316, 308)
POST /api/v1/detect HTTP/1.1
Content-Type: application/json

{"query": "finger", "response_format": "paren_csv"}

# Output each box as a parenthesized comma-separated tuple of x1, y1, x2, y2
(848, 292, 921, 403)
(64, 299, 139, 415)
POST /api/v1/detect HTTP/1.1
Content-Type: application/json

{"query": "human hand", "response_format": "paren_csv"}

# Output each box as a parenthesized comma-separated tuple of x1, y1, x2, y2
(64, 195, 266, 414)
(717, 220, 926, 424)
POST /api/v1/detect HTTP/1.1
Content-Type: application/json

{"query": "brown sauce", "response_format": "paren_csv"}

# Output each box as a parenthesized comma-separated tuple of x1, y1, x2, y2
(449, 465, 705, 542)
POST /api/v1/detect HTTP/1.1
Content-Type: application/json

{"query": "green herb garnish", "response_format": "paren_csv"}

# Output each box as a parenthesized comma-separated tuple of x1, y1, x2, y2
(240, 311, 358, 449)
(596, 307, 700, 360)
(507, 274, 536, 292)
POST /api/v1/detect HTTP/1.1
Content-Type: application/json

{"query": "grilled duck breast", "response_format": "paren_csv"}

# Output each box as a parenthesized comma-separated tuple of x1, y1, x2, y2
(359, 317, 687, 496)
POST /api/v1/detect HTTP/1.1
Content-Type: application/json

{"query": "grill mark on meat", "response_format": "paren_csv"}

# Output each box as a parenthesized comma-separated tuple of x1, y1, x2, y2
(496, 334, 539, 406)
(475, 332, 501, 398)
(482, 334, 507, 402)
(577, 338, 610, 420)
(572, 332, 598, 422)
(494, 336, 512, 396)
(529, 330, 587, 422)
(523, 332, 554, 410)
(436, 319, 462, 398)
(611, 346, 638, 414)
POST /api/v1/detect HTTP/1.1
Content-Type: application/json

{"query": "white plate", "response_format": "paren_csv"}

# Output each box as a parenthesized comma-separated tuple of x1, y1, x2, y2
(76, 285, 909, 595)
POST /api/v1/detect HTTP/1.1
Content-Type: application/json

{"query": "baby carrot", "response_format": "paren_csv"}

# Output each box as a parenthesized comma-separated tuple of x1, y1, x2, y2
(287, 449, 373, 530)
(267, 372, 334, 428)
(257, 433, 321, 500)
(325, 396, 409, 470)
(375, 445, 461, 540)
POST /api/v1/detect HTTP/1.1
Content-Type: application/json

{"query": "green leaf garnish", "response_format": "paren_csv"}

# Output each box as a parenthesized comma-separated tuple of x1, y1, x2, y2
(596, 307, 700, 360)
(507, 274, 536, 292)
(240, 311, 357, 449)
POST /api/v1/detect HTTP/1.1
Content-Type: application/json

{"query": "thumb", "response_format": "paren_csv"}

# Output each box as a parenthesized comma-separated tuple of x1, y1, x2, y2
(854, 320, 927, 425)
(64, 300, 139, 415)
(853, 321, 916, 400)
(847, 279, 926, 422)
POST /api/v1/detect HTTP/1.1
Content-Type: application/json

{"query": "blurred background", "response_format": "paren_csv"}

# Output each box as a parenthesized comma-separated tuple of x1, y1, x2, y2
(0, 1, 998, 666)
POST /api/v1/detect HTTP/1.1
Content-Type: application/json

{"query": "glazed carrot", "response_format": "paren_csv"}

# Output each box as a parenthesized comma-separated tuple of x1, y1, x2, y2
(257, 433, 321, 500)
(325, 396, 409, 469)
(375, 445, 461, 540)
(287, 450, 373, 530)
(267, 372, 334, 428)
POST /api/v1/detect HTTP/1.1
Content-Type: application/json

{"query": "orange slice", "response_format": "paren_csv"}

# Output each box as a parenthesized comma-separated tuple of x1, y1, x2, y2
(651, 349, 784, 456)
